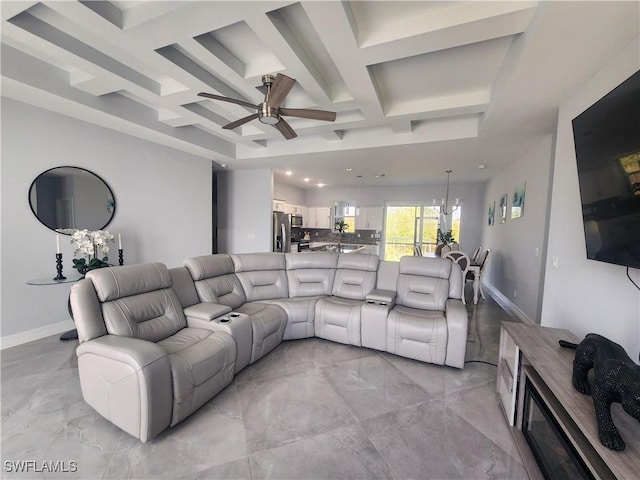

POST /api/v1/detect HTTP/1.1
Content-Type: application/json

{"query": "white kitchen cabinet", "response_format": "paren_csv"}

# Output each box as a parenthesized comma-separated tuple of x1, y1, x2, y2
(355, 206, 384, 231)
(289, 204, 303, 215)
(305, 207, 331, 228)
(315, 207, 331, 228)
(274, 201, 304, 216)
(304, 208, 316, 227)
(273, 200, 286, 212)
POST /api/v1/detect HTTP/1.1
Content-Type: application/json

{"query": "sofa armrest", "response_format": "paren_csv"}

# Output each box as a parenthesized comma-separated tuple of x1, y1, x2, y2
(444, 299, 468, 369)
(184, 302, 232, 321)
(366, 288, 396, 306)
(76, 336, 173, 442)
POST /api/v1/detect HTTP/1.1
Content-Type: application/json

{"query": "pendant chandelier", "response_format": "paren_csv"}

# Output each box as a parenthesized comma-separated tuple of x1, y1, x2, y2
(438, 170, 459, 216)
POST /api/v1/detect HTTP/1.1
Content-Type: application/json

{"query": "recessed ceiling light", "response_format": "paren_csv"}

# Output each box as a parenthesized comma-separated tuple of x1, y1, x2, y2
(478, 164, 486, 169)
(375, 173, 386, 178)
(303, 177, 310, 182)
(345, 168, 352, 172)
(220, 164, 228, 168)
(317, 183, 326, 188)
(285, 170, 292, 176)
(357, 175, 363, 178)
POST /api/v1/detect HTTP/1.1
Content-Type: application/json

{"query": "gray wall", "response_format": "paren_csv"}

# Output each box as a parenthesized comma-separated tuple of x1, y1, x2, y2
(274, 181, 305, 206)
(217, 169, 273, 254)
(1, 99, 213, 340)
(541, 38, 640, 361)
(480, 135, 555, 323)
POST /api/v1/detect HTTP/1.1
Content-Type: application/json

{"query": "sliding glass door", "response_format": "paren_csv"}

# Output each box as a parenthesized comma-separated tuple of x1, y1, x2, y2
(382, 203, 461, 261)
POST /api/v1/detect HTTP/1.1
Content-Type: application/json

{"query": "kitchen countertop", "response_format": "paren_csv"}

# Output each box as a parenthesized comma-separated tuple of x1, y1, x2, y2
(309, 243, 368, 253)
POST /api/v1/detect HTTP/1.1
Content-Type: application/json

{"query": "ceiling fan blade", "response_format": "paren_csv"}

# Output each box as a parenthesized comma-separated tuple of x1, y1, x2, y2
(267, 74, 295, 108)
(222, 113, 260, 130)
(273, 117, 297, 140)
(280, 108, 336, 122)
(198, 92, 258, 110)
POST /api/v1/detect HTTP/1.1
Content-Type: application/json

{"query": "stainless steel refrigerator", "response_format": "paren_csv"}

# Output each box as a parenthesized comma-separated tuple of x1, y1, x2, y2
(273, 211, 291, 253)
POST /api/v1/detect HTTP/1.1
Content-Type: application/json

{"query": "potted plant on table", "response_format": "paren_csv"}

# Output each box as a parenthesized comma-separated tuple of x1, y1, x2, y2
(334, 218, 350, 253)
(435, 228, 456, 257)
(61, 229, 115, 275)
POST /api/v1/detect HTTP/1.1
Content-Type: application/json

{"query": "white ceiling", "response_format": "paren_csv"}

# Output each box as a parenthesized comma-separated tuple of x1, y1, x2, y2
(2, 1, 638, 189)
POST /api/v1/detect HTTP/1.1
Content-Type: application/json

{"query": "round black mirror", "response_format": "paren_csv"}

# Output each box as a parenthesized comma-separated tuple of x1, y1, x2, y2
(28, 166, 116, 233)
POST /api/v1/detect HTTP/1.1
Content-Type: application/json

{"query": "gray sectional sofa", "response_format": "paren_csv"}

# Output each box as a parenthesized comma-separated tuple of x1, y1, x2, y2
(70, 252, 468, 442)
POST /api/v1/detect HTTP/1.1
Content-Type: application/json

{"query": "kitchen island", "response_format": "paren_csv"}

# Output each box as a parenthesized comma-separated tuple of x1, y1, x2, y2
(309, 243, 368, 253)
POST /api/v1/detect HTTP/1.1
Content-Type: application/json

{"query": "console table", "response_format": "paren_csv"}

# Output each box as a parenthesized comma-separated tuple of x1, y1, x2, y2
(27, 273, 83, 341)
(498, 322, 640, 479)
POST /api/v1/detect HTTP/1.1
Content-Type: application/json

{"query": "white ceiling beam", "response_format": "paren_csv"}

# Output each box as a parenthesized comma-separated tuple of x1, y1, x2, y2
(357, 2, 538, 63)
(390, 119, 412, 135)
(321, 130, 344, 142)
(243, 10, 332, 107)
(301, 2, 385, 121)
(237, 115, 480, 159)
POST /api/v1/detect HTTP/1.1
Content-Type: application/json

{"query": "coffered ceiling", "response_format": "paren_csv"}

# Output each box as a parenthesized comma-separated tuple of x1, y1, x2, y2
(2, 1, 638, 188)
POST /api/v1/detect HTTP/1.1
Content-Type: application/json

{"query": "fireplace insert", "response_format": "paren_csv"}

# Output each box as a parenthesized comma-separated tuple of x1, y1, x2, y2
(522, 369, 594, 479)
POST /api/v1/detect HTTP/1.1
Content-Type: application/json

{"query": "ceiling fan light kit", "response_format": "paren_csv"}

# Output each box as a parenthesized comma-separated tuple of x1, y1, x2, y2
(259, 104, 279, 125)
(198, 73, 336, 140)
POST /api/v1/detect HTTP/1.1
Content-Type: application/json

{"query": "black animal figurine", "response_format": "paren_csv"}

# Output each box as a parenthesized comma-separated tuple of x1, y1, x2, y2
(559, 333, 640, 451)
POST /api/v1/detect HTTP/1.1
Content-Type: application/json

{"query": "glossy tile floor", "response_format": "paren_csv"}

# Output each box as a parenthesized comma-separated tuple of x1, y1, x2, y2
(1, 297, 527, 480)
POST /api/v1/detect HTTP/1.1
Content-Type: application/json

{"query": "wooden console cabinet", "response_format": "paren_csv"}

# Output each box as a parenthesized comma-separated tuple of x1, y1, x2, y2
(498, 322, 640, 479)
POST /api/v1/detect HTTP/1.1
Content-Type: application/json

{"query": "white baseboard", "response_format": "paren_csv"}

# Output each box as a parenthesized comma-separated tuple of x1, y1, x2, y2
(0, 320, 75, 350)
(484, 282, 535, 325)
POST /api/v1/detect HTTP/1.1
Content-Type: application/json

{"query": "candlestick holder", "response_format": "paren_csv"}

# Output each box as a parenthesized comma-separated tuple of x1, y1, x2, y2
(53, 253, 66, 280)
(118, 249, 124, 266)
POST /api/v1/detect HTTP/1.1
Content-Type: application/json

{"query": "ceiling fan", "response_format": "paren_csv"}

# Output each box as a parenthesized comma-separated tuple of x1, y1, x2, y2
(198, 73, 336, 140)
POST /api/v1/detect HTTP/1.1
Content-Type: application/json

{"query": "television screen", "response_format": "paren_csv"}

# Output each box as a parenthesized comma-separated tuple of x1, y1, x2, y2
(572, 70, 640, 269)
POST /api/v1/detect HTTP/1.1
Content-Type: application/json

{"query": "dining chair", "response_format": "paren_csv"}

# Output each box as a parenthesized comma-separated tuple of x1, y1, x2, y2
(413, 244, 423, 256)
(443, 250, 470, 305)
(471, 246, 482, 262)
(466, 248, 491, 301)
(441, 244, 452, 256)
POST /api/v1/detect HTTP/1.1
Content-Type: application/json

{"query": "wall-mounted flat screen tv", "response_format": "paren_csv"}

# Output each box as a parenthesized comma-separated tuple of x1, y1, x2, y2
(572, 70, 640, 269)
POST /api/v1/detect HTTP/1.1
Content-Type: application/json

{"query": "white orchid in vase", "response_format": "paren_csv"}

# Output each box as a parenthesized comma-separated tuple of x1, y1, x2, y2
(61, 229, 115, 274)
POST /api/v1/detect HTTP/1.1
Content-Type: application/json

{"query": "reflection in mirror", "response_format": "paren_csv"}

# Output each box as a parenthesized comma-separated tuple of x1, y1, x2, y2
(29, 166, 116, 233)
(332, 200, 357, 232)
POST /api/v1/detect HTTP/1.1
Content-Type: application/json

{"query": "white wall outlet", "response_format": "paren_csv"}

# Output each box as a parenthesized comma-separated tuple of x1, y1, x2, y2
(513, 289, 517, 298)
(535, 248, 539, 257)
(552, 256, 559, 269)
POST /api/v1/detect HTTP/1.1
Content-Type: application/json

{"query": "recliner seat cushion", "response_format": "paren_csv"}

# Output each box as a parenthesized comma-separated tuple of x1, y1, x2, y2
(158, 328, 236, 425)
(314, 296, 364, 346)
(386, 305, 448, 365)
(313, 254, 379, 347)
(265, 296, 324, 340)
(235, 302, 287, 363)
